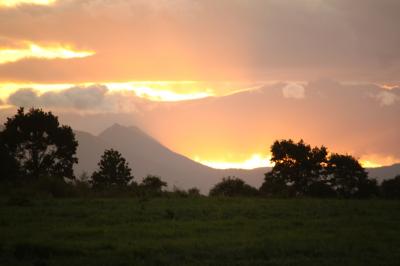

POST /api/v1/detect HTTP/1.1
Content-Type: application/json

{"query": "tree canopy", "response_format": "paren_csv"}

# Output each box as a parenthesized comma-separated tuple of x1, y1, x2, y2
(326, 153, 372, 197)
(209, 177, 259, 197)
(260, 139, 378, 198)
(266, 139, 328, 196)
(0, 107, 78, 181)
(380, 175, 400, 199)
(140, 175, 167, 192)
(91, 149, 134, 189)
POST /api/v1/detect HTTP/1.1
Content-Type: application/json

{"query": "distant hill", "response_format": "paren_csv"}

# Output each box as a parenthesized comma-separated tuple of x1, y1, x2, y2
(367, 164, 400, 182)
(74, 124, 270, 193)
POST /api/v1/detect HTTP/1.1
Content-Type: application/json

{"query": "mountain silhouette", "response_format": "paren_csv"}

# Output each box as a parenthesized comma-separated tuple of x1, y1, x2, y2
(75, 124, 270, 192)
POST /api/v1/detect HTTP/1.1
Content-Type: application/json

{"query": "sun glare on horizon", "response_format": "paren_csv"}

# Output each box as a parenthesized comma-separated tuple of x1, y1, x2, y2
(195, 154, 273, 170)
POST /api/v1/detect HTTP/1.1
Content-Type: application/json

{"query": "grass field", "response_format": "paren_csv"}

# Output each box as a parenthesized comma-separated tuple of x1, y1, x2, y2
(0, 198, 399, 266)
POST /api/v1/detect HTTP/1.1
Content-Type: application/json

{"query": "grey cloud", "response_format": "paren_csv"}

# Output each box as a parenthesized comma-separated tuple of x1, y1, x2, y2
(40, 85, 107, 110)
(373, 91, 399, 106)
(8, 88, 39, 107)
(7, 85, 139, 113)
(282, 83, 305, 99)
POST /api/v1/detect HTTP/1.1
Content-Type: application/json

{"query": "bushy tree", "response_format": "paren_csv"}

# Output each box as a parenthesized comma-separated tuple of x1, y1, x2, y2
(259, 172, 292, 197)
(0, 133, 19, 182)
(264, 139, 328, 196)
(188, 187, 201, 196)
(140, 175, 167, 192)
(91, 149, 134, 189)
(260, 139, 378, 198)
(209, 177, 259, 197)
(0, 107, 78, 181)
(381, 175, 400, 199)
(327, 153, 374, 197)
(307, 181, 336, 198)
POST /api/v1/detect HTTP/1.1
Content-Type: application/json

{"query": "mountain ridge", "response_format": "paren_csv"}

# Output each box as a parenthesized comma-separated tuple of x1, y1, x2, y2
(74, 123, 400, 193)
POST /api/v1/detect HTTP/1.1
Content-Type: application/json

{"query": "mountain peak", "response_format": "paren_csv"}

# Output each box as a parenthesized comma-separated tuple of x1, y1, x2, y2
(108, 123, 127, 130)
(101, 123, 147, 137)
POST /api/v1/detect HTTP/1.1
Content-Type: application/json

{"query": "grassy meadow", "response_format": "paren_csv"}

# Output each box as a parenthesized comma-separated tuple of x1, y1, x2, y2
(1, 197, 399, 266)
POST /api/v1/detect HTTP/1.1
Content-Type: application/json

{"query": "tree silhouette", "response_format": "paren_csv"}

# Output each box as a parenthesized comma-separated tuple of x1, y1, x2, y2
(260, 172, 293, 197)
(0, 107, 78, 181)
(91, 149, 134, 189)
(327, 153, 373, 197)
(188, 187, 201, 196)
(265, 139, 328, 196)
(140, 175, 167, 192)
(0, 133, 19, 182)
(307, 181, 336, 198)
(380, 175, 400, 199)
(209, 177, 259, 197)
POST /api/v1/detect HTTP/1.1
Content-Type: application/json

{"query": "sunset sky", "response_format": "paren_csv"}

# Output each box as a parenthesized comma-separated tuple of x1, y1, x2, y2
(0, 0, 399, 168)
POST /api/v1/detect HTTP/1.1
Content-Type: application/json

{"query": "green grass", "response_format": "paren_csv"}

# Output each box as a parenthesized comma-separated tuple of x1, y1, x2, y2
(0, 198, 399, 265)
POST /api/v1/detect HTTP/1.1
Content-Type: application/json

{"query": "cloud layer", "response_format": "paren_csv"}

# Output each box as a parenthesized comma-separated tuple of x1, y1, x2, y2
(7, 85, 140, 113)
(0, 0, 399, 83)
(3, 80, 399, 166)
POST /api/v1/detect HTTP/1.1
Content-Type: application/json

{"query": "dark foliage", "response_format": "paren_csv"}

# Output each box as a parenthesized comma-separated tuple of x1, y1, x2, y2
(327, 153, 377, 198)
(209, 176, 259, 197)
(0, 107, 78, 181)
(260, 139, 379, 198)
(307, 181, 336, 198)
(91, 149, 134, 189)
(139, 175, 167, 194)
(188, 187, 201, 196)
(262, 139, 328, 196)
(260, 172, 293, 197)
(381, 175, 400, 199)
(0, 134, 20, 182)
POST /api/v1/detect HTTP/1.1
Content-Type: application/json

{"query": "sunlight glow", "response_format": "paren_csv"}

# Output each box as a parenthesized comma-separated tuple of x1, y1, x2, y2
(0, 0, 56, 7)
(105, 82, 213, 101)
(0, 42, 95, 64)
(195, 154, 273, 170)
(360, 155, 399, 168)
(361, 160, 382, 168)
(0, 81, 213, 102)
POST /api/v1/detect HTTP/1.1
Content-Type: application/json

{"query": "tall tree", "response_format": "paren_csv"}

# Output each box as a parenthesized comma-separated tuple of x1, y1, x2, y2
(327, 153, 372, 197)
(264, 139, 328, 196)
(91, 149, 134, 189)
(1, 108, 78, 181)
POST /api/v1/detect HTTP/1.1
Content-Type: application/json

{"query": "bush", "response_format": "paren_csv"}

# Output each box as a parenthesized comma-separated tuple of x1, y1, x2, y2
(138, 175, 167, 196)
(188, 187, 201, 196)
(209, 177, 259, 197)
(381, 175, 400, 199)
(307, 181, 336, 198)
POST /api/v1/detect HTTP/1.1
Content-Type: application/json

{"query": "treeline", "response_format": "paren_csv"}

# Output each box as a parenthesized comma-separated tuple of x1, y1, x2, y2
(0, 108, 399, 199)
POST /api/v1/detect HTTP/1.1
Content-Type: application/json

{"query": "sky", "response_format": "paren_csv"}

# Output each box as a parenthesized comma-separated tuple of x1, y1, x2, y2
(0, 0, 399, 168)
